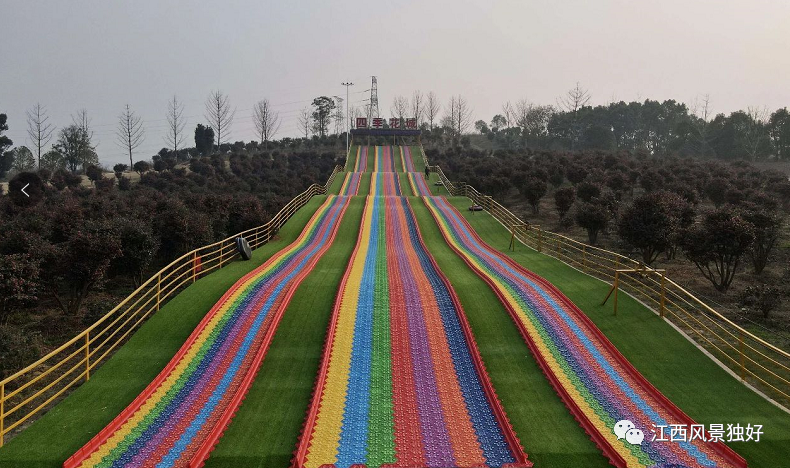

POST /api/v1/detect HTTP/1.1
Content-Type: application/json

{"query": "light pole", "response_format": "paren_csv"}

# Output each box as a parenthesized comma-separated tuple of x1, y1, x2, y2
(341, 82, 354, 156)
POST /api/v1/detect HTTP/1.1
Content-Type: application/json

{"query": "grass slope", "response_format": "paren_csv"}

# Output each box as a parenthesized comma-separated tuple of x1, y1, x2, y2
(0, 196, 333, 468)
(409, 197, 610, 467)
(202, 196, 363, 468)
(409, 145, 426, 174)
(427, 196, 790, 467)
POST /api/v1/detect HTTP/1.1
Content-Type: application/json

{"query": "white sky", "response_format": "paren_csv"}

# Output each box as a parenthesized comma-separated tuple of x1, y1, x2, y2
(2, 0, 789, 166)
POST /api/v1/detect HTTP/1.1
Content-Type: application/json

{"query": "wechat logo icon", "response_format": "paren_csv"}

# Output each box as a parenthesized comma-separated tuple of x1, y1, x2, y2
(614, 420, 644, 445)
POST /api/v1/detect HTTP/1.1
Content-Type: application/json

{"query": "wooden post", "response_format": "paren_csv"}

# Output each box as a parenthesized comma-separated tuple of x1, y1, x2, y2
(1, 382, 5, 448)
(582, 245, 588, 272)
(660, 271, 666, 318)
(85, 331, 91, 381)
(509, 224, 516, 251)
(219, 242, 224, 268)
(192, 251, 197, 283)
(537, 227, 543, 253)
(739, 333, 746, 381)
(613, 271, 620, 316)
(156, 273, 161, 311)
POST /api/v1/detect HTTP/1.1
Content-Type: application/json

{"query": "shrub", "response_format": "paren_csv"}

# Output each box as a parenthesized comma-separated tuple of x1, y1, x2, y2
(554, 187, 575, 220)
(682, 208, 755, 292)
(740, 285, 782, 318)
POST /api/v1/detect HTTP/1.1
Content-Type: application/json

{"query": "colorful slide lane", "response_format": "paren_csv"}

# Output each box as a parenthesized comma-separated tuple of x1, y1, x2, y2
(399, 146, 416, 173)
(353, 147, 369, 173)
(407, 173, 432, 197)
(423, 196, 747, 468)
(293, 195, 530, 468)
(370, 172, 402, 197)
(339, 172, 362, 196)
(64, 196, 352, 468)
(374, 146, 398, 173)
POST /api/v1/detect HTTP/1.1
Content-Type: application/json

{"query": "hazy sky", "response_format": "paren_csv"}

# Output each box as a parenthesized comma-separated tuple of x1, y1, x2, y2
(3, 0, 789, 166)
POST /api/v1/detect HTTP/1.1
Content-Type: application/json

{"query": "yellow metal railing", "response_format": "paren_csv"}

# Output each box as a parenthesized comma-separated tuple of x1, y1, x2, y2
(425, 150, 790, 411)
(0, 165, 343, 447)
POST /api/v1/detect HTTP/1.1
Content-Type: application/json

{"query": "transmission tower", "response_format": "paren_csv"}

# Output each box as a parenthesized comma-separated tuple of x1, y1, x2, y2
(367, 76, 380, 121)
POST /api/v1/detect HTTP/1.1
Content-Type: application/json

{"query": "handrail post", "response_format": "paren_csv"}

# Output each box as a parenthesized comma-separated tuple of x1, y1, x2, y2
(582, 245, 588, 272)
(537, 227, 543, 253)
(219, 242, 224, 268)
(156, 273, 161, 311)
(1, 381, 5, 448)
(613, 271, 620, 316)
(739, 333, 746, 381)
(85, 331, 91, 381)
(192, 251, 197, 283)
(509, 224, 516, 251)
(660, 271, 666, 318)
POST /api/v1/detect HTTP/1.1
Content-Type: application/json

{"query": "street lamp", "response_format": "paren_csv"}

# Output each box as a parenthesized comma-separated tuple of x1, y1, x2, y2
(341, 82, 354, 156)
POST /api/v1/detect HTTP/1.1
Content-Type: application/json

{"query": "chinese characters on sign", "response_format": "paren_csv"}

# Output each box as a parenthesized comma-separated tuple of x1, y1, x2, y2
(650, 423, 763, 443)
(354, 117, 418, 129)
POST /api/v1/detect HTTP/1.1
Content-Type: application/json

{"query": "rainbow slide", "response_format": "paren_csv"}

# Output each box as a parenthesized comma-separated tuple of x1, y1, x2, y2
(374, 146, 397, 173)
(339, 172, 362, 196)
(293, 195, 530, 468)
(407, 172, 431, 197)
(399, 146, 416, 173)
(370, 171, 402, 197)
(423, 196, 747, 468)
(353, 147, 369, 173)
(64, 196, 351, 468)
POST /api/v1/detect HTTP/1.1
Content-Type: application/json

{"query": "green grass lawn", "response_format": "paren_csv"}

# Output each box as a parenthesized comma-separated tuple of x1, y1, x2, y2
(410, 197, 611, 467)
(420, 196, 790, 467)
(328, 173, 345, 194)
(409, 145, 426, 173)
(4, 190, 786, 468)
(0, 195, 349, 468)
(202, 196, 363, 467)
(358, 172, 371, 196)
(344, 145, 359, 171)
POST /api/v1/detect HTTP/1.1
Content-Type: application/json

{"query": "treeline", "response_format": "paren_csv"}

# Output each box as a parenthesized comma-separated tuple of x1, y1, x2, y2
(0, 149, 337, 376)
(429, 146, 789, 298)
(0, 92, 349, 181)
(469, 99, 790, 160)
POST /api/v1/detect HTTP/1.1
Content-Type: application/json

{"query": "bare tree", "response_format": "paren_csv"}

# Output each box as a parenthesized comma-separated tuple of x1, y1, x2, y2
(164, 95, 186, 156)
(349, 106, 362, 128)
(502, 101, 515, 128)
(252, 99, 281, 148)
(690, 94, 713, 156)
(116, 104, 145, 169)
(391, 95, 409, 121)
(744, 106, 769, 161)
(557, 82, 591, 113)
(513, 99, 555, 136)
(557, 83, 591, 149)
(297, 107, 311, 139)
(411, 91, 424, 124)
(26, 103, 55, 169)
(72, 109, 94, 146)
(204, 90, 235, 149)
(425, 91, 441, 130)
(445, 95, 473, 136)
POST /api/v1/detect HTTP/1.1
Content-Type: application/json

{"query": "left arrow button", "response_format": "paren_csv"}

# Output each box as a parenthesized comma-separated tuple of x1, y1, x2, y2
(21, 183, 30, 197)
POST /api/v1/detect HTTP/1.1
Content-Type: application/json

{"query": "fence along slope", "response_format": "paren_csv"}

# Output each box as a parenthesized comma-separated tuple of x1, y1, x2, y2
(0, 166, 344, 448)
(424, 195, 746, 468)
(64, 195, 351, 468)
(423, 145, 790, 413)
